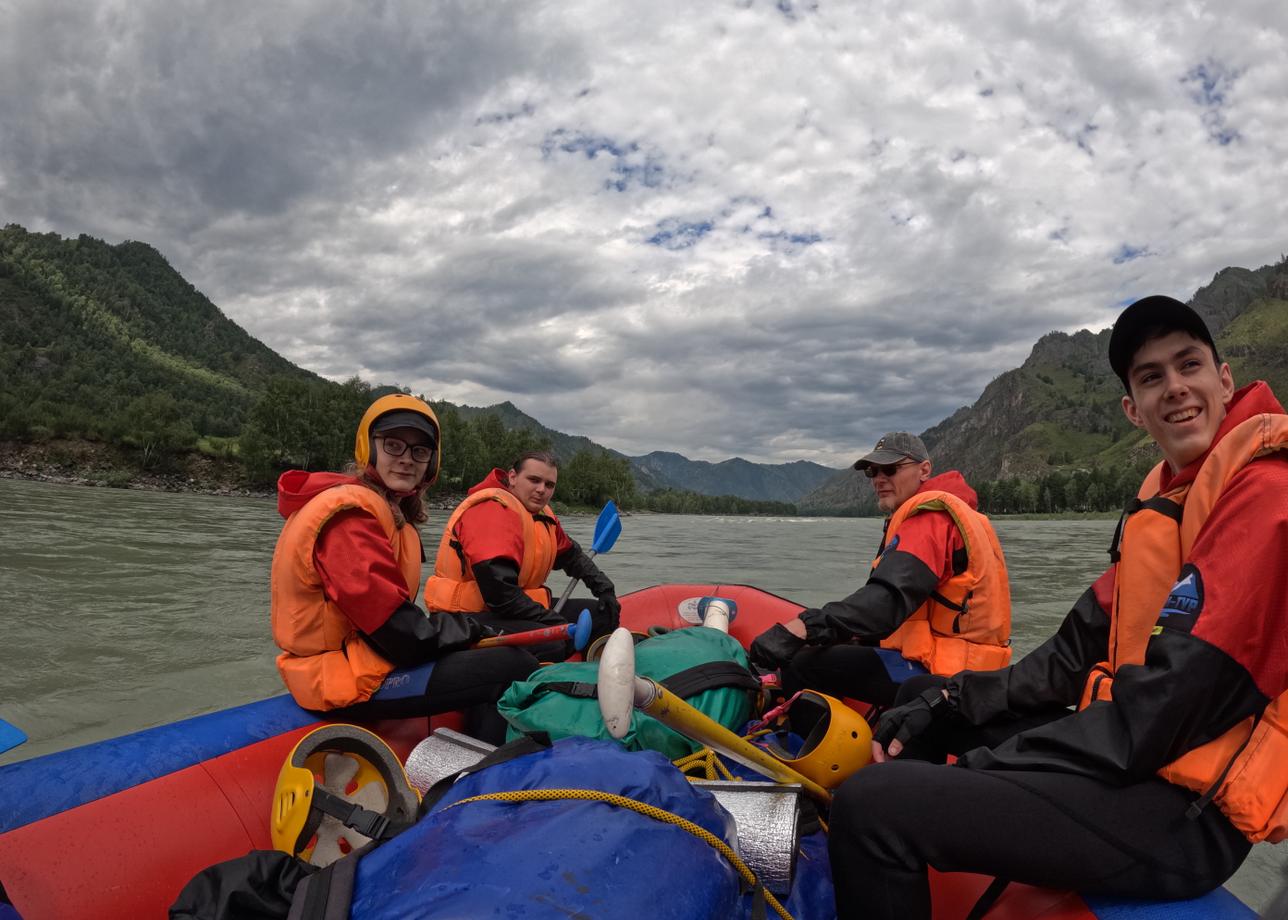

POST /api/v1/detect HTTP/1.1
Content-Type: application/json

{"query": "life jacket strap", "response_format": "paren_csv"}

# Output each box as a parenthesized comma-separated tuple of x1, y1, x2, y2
(1185, 714, 1261, 821)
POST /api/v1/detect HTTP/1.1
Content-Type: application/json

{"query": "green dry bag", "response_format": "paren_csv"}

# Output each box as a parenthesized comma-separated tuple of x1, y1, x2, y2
(496, 627, 760, 760)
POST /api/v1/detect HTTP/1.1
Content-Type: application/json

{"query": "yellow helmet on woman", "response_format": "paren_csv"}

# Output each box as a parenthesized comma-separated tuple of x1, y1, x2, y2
(354, 394, 441, 487)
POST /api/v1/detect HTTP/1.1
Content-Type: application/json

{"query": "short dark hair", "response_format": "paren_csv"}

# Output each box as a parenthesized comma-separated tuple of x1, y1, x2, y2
(511, 450, 559, 473)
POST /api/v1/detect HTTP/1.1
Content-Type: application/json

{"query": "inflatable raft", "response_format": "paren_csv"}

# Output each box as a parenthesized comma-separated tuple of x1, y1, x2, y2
(0, 584, 1256, 919)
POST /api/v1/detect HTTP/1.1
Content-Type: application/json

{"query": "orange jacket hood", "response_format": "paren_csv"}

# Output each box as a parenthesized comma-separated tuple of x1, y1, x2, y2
(276, 470, 363, 519)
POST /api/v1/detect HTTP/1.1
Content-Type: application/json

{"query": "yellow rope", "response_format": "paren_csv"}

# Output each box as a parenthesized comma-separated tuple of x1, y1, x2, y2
(444, 788, 796, 920)
(672, 747, 736, 781)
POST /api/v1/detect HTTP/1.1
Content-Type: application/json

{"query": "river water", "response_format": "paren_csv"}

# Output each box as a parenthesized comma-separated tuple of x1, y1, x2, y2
(0, 477, 1281, 909)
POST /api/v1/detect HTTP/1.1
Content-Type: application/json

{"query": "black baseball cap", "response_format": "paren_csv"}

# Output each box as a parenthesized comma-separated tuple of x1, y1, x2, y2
(1108, 295, 1219, 390)
(372, 410, 438, 444)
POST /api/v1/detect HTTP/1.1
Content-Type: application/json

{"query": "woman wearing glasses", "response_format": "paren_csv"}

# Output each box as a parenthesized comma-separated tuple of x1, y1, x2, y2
(270, 394, 538, 743)
(749, 431, 1013, 722)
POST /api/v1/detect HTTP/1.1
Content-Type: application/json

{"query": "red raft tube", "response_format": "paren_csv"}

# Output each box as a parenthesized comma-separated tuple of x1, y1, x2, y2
(0, 584, 1258, 919)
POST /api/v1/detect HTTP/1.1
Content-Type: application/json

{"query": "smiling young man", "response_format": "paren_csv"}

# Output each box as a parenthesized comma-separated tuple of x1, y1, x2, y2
(749, 431, 1012, 707)
(825, 295, 1288, 920)
(424, 451, 620, 648)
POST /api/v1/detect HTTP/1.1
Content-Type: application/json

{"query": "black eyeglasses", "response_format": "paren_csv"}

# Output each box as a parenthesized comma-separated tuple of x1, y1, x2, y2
(862, 460, 916, 479)
(376, 436, 434, 463)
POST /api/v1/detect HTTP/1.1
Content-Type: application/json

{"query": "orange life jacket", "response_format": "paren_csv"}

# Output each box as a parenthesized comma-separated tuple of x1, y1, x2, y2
(876, 490, 1012, 675)
(423, 488, 558, 612)
(271, 483, 422, 711)
(1081, 413, 1288, 843)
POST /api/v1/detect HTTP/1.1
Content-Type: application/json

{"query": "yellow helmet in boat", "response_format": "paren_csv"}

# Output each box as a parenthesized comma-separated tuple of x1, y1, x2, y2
(354, 394, 442, 487)
(271, 724, 420, 866)
(773, 691, 872, 790)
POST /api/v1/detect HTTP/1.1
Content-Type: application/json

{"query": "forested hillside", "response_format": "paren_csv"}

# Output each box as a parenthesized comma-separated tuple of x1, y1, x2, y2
(0, 226, 314, 451)
(799, 256, 1288, 515)
(0, 225, 797, 512)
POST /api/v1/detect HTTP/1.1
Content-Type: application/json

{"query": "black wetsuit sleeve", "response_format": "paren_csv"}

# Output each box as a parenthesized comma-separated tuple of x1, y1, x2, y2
(555, 541, 616, 597)
(361, 601, 499, 668)
(798, 549, 941, 644)
(471, 557, 563, 625)
(958, 629, 1268, 783)
(949, 583, 1111, 724)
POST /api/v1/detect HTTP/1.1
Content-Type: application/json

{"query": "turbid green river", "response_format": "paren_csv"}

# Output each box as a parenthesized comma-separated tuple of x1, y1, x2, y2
(0, 477, 1281, 909)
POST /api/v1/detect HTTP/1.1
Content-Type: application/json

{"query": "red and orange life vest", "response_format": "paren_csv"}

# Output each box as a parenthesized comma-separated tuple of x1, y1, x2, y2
(423, 488, 558, 612)
(1081, 413, 1288, 843)
(877, 490, 1013, 675)
(271, 484, 422, 711)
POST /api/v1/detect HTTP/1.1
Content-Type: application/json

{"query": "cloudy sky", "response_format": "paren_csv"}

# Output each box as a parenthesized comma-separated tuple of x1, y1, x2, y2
(3, 0, 1286, 465)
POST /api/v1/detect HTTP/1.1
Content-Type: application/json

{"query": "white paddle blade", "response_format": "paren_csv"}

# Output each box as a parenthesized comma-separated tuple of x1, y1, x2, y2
(597, 628, 638, 739)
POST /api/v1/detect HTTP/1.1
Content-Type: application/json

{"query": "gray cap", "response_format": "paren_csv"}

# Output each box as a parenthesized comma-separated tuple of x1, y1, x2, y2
(853, 432, 930, 470)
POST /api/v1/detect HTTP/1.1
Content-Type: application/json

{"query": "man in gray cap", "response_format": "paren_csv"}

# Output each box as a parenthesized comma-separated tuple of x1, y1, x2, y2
(749, 430, 1012, 708)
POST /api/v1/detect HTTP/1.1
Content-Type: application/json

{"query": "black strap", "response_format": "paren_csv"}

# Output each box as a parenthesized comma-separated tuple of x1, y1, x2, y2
(288, 840, 376, 920)
(929, 589, 965, 613)
(1108, 495, 1182, 562)
(533, 662, 759, 703)
(1186, 714, 1261, 820)
(964, 876, 1011, 920)
(419, 732, 554, 814)
(533, 680, 601, 699)
(661, 661, 760, 699)
(448, 537, 467, 574)
(308, 788, 392, 840)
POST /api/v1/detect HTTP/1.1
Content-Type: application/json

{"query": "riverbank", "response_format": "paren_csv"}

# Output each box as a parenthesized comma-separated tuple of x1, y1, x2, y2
(0, 438, 267, 497)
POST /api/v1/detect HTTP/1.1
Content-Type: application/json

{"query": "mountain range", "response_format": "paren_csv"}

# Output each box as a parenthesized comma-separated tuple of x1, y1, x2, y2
(2, 223, 1285, 510)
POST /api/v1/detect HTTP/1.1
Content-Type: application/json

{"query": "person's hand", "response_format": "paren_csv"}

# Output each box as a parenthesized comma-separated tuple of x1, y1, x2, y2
(589, 593, 621, 640)
(749, 622, 807, 670)
(872, 688, 951, 762)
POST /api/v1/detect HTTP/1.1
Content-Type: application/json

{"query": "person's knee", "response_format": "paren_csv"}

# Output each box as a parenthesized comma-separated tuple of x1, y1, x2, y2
(472, 647, 540, 689)
(832, 762, 928, 833)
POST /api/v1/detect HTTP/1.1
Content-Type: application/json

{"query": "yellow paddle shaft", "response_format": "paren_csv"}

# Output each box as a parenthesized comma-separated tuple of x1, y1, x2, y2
(637, 678, 832, 803)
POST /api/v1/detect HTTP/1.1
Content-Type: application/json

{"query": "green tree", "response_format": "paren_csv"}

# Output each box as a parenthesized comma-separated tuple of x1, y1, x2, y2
(118, 392, 197, 469)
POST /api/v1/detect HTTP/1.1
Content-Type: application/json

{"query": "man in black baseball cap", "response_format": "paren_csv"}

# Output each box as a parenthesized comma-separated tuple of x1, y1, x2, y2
(826, 294, 1288, 920)
(749, 426, 1011, 710)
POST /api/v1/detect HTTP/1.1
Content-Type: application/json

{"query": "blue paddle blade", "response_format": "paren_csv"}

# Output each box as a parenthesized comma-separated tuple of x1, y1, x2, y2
(572, 608, 594, 651)
(591, 500, 622, 555)
(0, 718, 27, 756)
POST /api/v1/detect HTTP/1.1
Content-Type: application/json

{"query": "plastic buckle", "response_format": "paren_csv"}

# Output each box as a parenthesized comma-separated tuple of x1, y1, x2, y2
(346, 805, 391, 840)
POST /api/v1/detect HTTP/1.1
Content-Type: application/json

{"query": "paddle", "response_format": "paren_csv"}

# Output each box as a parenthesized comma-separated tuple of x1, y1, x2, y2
(595, 626, 833, 803)
(551, 500, 622, 616)
(0, 717, 27, 756)
(472, 608, 594, 652)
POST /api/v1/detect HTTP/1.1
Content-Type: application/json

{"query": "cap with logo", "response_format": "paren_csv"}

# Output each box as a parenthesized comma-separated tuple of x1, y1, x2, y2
(853, 432, 930, 471)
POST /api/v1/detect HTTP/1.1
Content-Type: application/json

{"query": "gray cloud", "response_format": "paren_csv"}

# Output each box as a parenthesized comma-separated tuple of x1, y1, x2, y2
(4, 0, 1287, 465)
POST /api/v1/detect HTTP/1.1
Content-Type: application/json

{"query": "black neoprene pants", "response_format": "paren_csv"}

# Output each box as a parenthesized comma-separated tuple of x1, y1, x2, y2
(782, 644, 908, 707)
(326, 646, 538, 745)
(827, 751, 1250, 920)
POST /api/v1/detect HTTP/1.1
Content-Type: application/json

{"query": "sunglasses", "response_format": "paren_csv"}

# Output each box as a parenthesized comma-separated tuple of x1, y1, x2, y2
(862, 460, 917, 479)
(376, 436, 434, 463)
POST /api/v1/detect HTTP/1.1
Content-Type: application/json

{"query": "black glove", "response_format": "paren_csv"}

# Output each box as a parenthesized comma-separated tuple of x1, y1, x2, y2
(749, 623, 807, 670)
(873, 687, 953, 756)
(592, 593, 621, 639)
